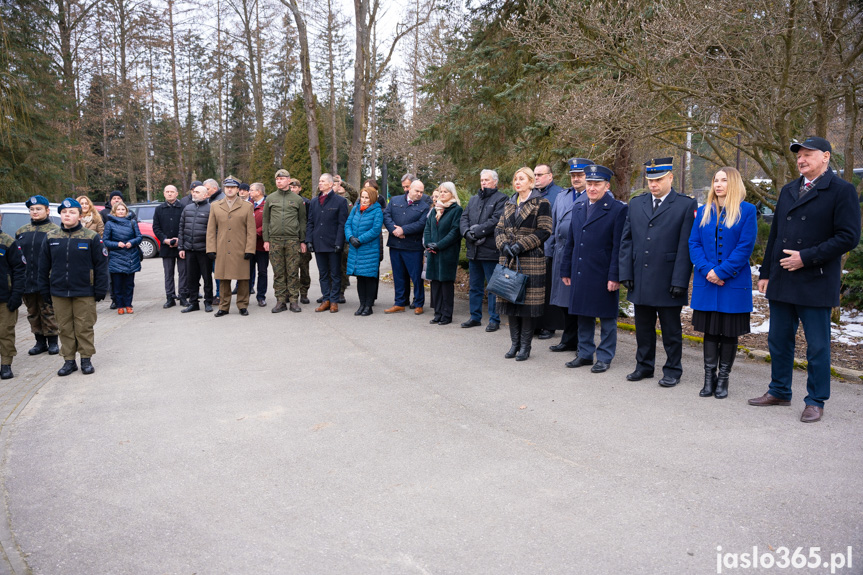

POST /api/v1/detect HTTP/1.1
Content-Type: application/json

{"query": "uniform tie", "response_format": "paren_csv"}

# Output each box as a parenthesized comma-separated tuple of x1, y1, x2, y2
(653, 197, 661, 213)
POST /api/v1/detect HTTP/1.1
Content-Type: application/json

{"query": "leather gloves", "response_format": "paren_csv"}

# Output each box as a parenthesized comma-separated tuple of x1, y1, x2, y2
(426, 243, 438, 252)
(669, 286, 686, 298)
(509, 243, 523, 256)
(6, 294, 21, 312)
(502, 244, 514, 259)
(349, 237, 361, 248)
(207, 252, 217, 261)
(621, 280, 634, 291)
(244, 253, 254, 260)
(307, 243, 315, 252)
(464, 231, 477, 242)
(94, 293, 106, 302)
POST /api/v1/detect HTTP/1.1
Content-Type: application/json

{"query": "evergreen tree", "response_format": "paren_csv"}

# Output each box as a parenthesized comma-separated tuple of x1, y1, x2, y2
(281, 95, 326, 192)
(249, 127, 276, 185)
(226, 60, 255, 178)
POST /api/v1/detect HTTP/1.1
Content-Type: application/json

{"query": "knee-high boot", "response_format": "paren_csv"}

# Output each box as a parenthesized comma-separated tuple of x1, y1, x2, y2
(516, 316, 533, 361)
(715, 337, 738, 399)
(505, 316, 521, 359)
(699, 336, 720, 397)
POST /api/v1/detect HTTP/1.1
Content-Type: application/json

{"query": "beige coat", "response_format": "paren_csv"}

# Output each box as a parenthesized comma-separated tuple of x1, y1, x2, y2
(206, 198, 256, 280)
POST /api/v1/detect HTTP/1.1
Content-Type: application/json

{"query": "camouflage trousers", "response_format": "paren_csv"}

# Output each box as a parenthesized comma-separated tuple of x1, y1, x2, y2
(270, 239, 302, 304)
(0, 305, 18, 364)
(299, 251, 312, 296)
(22, 293, 58, 336)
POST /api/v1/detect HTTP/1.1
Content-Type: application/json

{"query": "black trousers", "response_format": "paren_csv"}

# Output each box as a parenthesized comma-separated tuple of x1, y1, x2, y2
(558, 307, 579, 347)
(315, 251, 342, 303)
(356, 276, 379, 307)
(186, 251, 214, 304)
(430, 280, 454, 321)
(162, 256, 188, 298)
(634, 304, 683, 378)
(248, 250, 269, 298)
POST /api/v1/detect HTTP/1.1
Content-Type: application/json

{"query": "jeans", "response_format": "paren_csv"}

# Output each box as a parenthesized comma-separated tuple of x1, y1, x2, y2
(315, 251, 342, 303)
(390, 248, 424, 307)
(468, 259, 499, 324)
(577, 315, 617, 364)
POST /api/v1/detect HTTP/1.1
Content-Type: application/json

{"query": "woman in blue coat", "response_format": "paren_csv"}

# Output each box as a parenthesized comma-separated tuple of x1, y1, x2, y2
(103, 202, 143, 314)
(424, 182, 463, 325)
(689, 167, 757, 398)
(345, 186, 384, 316)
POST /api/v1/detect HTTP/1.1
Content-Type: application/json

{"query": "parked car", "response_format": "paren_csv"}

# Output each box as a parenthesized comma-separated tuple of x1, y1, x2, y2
(127, 202, 159, 223)
(113, 203, 160, 258)
(755, 201, 775, 225)
(0, 202, 62, 236)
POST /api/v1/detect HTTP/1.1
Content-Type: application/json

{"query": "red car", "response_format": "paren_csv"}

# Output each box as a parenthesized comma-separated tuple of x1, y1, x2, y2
(137, 221, 161, 259)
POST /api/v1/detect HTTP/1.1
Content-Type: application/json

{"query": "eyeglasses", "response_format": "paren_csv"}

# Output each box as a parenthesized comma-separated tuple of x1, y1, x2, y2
(535, 172, 551, 177)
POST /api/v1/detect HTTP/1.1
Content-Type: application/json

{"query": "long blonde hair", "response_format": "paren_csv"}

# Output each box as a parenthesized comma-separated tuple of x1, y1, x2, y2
(701, 167, 745, 228)
(77, 195, 102, 223)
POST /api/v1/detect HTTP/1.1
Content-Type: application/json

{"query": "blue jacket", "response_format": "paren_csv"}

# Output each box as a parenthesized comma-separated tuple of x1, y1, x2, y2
(306, 192, 349, 253)
(547, 187, 586, 308)
(103, 215, 143, 274)
(345, 202, 383, 278)
(689, 202, 757, 313)
(383, 194, 431, 251)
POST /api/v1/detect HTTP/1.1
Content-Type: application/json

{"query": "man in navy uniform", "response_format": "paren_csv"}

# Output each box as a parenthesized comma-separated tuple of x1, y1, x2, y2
(619, 157, 696, 387)
(751, 137, 861, 423)
(560, 165, 628, 373)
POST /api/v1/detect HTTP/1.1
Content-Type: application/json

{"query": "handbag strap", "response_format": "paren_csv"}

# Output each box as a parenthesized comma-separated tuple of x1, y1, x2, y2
(507, 254, 521, 273)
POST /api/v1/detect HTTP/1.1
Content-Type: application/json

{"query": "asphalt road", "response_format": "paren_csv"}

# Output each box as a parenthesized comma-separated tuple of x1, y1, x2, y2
(0, 255, 861, 575)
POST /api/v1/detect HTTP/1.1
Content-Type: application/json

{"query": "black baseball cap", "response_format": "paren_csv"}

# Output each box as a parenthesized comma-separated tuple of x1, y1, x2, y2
(790, 136, 832, 154)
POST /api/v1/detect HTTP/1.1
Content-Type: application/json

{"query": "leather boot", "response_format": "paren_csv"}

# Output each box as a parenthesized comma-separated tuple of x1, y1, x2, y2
(28, 335, 48, 355)
(57, 359, 78, 377)
(0, 365, 12, 380)
(80, 357, 94, 375)
(505, 316, 521, 359)
(516, 317, 533, 361)
(47, 335, 60, 355)
(179, 296, 190, 307)
(715, 339, 737, 399)
(699, 338, 720, 397)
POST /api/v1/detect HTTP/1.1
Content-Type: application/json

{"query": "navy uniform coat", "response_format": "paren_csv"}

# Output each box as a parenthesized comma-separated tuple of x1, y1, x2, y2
(306, 192, 349, 253)
(561, 192, 628, 319)
(547, 187, 586, 308)
(760, 167, 861, 307)
(619, 189, 697, 307)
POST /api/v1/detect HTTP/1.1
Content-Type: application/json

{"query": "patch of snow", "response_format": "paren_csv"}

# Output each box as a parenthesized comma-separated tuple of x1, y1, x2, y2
(751, 320, 770, 334)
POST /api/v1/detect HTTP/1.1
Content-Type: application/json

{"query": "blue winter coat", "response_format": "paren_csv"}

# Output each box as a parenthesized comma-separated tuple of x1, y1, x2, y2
(689, 202, 757, 314)
(547, 187, 586, 308)
(345, 202, 383, 278)
(103, 214, 142, 274)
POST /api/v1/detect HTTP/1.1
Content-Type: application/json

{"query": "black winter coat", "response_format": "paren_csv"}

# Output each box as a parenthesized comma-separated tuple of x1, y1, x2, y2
(152, 200, 184, 257)
(179, 199, 211, 252)
(760, 167, 861, 307)
(0, 233, 25, 305)
(459, 187, 507, 261)
(38, 224, 109, 300)
(306, 192, 349, 253)
(15, 218, 60, 294)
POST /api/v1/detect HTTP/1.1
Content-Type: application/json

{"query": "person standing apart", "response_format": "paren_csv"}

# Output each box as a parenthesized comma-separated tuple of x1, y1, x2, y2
(38, 198, 109, 376)
(264, 170, 307, 313)
(307, 173, 349, 313)
(179, 185, 214, 313)
(619, 157, 697, 387)
(750, 137, 861, 423)
(383, 180, 431, 315)
(102, 202, 142, 314)
(153, 185, 187, 308)
(346, 186, 384, 316)
(689, 167, 757, 399)
(16, 195, 61, 356)
(207, 177, 256, 317)
(248, 183, 269, 307)
(560, 165, 628, 373)
(0, 227, 25, 379)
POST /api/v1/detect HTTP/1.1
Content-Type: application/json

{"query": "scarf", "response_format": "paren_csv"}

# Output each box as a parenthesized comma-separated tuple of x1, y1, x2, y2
(82, 214, 93, 227)
(435, 197, 457, 221)
(360, 204, 370, 212)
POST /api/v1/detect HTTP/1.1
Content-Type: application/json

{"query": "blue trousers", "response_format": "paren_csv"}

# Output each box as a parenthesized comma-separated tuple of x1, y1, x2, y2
(111, 273, 136, 308)
(390, 248, 424, 307)
(767, 301, 832, 407)
(249, 250, 269, 298)
(468, 259, 499, 324)
(315, 251, 342, 303)
(577, 316, 617, 364)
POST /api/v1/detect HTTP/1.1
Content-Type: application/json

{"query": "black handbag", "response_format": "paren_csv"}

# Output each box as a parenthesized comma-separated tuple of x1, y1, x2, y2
(487, 256, 528, 304)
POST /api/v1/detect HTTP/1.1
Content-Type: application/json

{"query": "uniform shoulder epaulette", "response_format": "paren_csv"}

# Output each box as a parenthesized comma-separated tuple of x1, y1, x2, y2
(0, 232, 14, 247)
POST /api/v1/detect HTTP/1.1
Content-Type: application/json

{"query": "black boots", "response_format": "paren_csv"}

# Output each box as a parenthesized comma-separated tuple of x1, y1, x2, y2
(715, 338, 738, 399)
(181, 302, 200, 313)
(47, 335, 59, 355)
(699, 337, 720, 397)
(81, 357, 94, 375)
(179, 296, 190, 307)
(516, 317, 534, 361)
(0, 365, 12, 380)
(58, 359, 78, 376)
(164, 297, 176, 308)
(505, 316, 521, 359)
(29, 335, 48, 355)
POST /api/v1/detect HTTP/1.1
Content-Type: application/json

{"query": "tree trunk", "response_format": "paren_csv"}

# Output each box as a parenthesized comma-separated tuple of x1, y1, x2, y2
(843, 84, 857, 183)
(327, 0, 338, 174)
(167, 0, 188, 191)
(611, 135, 632, 201)
(116, 0, 138, 203)
(217, 0, 225, 181)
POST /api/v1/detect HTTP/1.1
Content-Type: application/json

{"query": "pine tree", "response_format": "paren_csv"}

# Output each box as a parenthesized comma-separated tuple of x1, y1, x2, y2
(282, 96, 326, 191)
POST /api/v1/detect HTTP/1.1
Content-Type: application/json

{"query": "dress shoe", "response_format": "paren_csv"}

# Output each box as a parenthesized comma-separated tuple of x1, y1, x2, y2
(257, 298, 267, 307)
(0, 365, 12, 380)
(747, 393, 791, 407)
(204, 303, 214, 313)
(658, 376, 680, 387)
(118, 308, 125, 315)
(549, 342, 576, 352)
(385, 305, 405, 314)
(289, 302, 302, 313)
(57, 359, 78, 377)
(800, 405, 823, 423)
(414, 307, 424, 315)
(486, 321, 499, 332)
(181, 303, 200, 313)
(212, 297, 220, 306)
(361, 306, 373, 316)
(461, 319, 482, 328)
(163, 298, 176, 309)
(355, 306, 364, 316)
(329, 303, 339, 313)
(338, 294, 346, 304)
(179, 297, 190, 307)
(590, 361, 610, 373)
(80, 358, 94, 375)
(47, 335, 59, 355)
(239, 308, 249, 316)
(110, 302, 118, 310)
(429, 317, 441, 324)
(537, 329, 554, 340)
(565, 356, 594, 368)
(438, 318, 451, 325)
(300, 295, 310, 304)
(316, 296, 325, 303)
(29, 335, 49, 355)
(626, 370, 654, 381)
(409, 302, 416, 309)
(125, 307, 133, 314)
(214, 310, 229, 317)
(271, 302, 288, 313)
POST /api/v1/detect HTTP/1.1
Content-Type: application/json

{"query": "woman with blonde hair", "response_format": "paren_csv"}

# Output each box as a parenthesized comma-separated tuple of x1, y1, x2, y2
(77, 196, 104, 236)
(689, 166, 757, 398)
(494, 167, 553, 360)
(103, 201, 143, 314)
(424, 182, 463, 325)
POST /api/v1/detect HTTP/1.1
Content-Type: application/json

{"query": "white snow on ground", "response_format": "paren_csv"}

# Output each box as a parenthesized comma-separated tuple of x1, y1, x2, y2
(751, 320, 770, 334)
(829, 311, 863, 346)
(751, 265, 761, 277)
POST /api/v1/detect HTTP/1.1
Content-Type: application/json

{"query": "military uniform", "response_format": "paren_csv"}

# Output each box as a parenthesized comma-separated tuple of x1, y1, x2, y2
(263, 184, 307, 310)
(16, 217, 61, 353)
(298, 194, 312, 300)
(0, 232, 26, 378)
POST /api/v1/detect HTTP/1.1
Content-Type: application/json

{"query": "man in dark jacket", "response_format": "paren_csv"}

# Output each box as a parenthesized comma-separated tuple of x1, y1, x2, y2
(153, 185, 188, 308)
(248, 182, 269, 307)
(534, 163, 566, 339)
(179, 180, 202, 207)
(459, 169, 507, 331)
(291, 179, 313, 304)
(306, 173, 349, 312)
(619, 158, 696, 387)
(100, 191, 137, 223)
(751, 137, 862, 423)
(0, 227, 25, 379)
(178, 185, 214, 313)
(383, 180, 431, 314)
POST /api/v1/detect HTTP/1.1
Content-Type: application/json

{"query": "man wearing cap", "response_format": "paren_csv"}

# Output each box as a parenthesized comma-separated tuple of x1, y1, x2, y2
(384, 179, 431, 314)
(238, 183, 251, 202)
(750, 137, 861, 423)
(289, 179, 313, 304)
(619, 157, 696, 387)
(179, 185, 215, 313)
(38, 198, 109, 376)
(153, 185, 188, 308)
(16, 195, 61, 356)
(180, 180, 202, 207)
(263, 169, 307, 313)
(0, 223, 25, 379)
(547, 158, 594, 353)
(534, 163, 566, 339)
(100, 191, 137, 223)
(247, 182, 269, 306)
(207, 176, 256, 316)
(560, 165, 628, 373)
(307, 173, 349, 312)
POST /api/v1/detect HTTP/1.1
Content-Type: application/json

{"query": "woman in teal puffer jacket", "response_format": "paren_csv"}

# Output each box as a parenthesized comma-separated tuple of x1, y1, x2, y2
(346, 186, 384, 316)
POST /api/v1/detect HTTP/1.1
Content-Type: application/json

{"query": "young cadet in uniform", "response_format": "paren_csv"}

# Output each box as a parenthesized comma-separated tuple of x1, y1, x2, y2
(16, 195, 61, 356)
(38, 198, 109, 376)
(0, 224, 26, 379)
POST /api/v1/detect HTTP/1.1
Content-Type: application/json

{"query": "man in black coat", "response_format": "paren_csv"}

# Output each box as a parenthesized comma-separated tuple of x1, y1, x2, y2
(153, 185, 188, 308)
(383, 180, 431, 315)
(619, 158, 696, 387)
(751, 137, 862, 423)
(178, 185, 214, 313)
(306, 173, 349, 313)
(459, 169, 507, 331)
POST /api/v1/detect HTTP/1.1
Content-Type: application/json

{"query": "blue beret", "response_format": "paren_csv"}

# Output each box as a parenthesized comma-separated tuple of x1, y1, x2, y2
(59, 198, 82, 212)
(223, 177, 240, 187)
(25, 195, 50, 208)
(645, 157, 674, 179)
(584, 165, 614, 182)
(568, 158, 595, 173)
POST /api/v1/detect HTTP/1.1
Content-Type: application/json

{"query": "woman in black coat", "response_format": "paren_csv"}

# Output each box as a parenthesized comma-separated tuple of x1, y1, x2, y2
(424, 182, 463, 325)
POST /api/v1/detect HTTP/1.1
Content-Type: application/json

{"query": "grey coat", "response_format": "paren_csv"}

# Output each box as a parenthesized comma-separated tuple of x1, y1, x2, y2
(547, 187, 586, 308)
